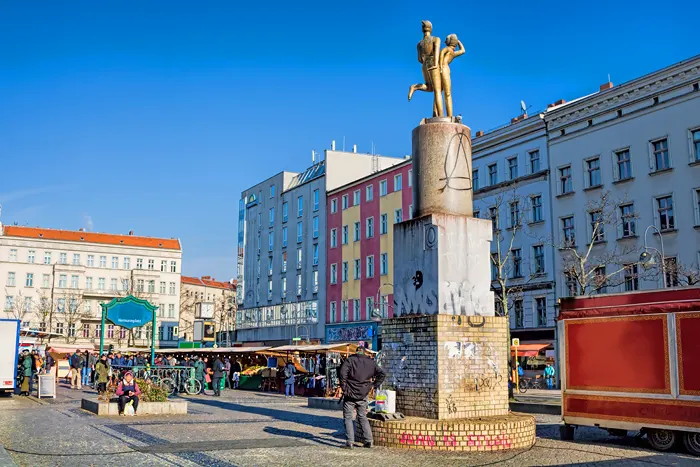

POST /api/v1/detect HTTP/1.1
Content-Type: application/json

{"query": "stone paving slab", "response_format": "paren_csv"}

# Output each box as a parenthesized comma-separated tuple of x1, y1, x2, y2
(0, 385, 698, 466)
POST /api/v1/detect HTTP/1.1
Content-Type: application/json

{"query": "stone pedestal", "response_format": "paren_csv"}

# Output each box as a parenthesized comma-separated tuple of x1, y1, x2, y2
(369, 118, 535, 451)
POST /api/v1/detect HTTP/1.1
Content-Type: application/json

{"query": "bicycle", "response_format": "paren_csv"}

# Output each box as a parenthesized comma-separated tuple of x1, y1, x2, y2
(160, 370, 202, 396)
(518, 376, 544, 393)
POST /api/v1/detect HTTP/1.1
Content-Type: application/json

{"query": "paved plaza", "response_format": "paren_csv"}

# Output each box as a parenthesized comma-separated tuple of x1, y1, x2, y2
(0, 383, 697, 467)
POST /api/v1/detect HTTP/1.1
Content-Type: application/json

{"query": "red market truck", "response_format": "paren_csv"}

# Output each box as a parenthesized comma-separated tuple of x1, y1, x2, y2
(558, 287, 700, 455)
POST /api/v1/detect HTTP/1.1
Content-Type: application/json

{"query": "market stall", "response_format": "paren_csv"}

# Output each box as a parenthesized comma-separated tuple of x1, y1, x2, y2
(47, 344, 96, 379)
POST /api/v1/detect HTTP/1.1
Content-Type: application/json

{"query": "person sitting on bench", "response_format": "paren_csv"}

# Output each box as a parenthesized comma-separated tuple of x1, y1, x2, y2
(115, 371, 141, 416)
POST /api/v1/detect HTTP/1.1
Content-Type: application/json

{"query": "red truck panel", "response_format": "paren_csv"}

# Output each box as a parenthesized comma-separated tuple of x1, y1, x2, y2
(678, 312, 700, 396)
(565, 315, 670, 394)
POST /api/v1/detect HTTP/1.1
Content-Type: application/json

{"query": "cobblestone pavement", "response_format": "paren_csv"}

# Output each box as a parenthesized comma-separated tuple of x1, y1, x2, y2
(0, 383, 697, 467)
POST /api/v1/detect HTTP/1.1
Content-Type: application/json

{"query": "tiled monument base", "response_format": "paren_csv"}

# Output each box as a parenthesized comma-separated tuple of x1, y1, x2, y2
(369, 413, 536, 451)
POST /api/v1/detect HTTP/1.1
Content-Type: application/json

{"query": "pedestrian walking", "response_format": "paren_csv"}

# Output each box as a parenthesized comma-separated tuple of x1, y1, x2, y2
(338, 344, 386, 449)
(223, 357, 231, 389)
(95, 355, 110, 397)
(544, 363, 555, 389)
(82, 351, 94, 388)
(212, 356, 225, 396)
(193, 356, 206, 394)
(69, 350, 84, 389)
(283, 360, 296, 397)
(19, 350, 33, 396)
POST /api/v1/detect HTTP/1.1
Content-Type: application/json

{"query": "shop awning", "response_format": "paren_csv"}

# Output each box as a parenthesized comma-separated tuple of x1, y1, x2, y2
(154, 346, 271, 354)
(267, 343, 371, 354)
(511, 343, 551, 357)
(48, 344, 96, 355)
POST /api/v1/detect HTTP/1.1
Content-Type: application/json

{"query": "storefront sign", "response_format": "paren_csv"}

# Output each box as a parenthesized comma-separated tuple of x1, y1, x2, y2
(246, 194, 258, 208)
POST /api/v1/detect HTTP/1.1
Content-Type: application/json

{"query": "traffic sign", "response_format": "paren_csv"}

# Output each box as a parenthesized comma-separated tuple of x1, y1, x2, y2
(512, 338, 520, 347)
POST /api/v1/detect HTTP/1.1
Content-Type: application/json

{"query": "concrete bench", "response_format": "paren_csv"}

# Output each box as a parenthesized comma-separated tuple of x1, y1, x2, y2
(81, 397, 188, 416)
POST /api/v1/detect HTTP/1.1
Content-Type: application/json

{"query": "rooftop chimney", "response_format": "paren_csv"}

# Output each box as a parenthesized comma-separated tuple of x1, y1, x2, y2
(548, 99, 567, 109)
(331, 140, 336, 150)
(128, 230, 134, 236)
(352, 144, 357, 153)
(599, 81, 614, 91)
(79, 228, 85, 232)
(202, 275, 211, 280)
(475, 130, 484, 137)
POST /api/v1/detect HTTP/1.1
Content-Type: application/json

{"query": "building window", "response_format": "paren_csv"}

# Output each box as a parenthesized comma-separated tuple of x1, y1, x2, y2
(56, 322, 64, 336)
(114, 278, 121, 291)
(695, 189, 700, 226)
(42, 274, 50, 288)
(296, 274, 302, 296)
(159, 281, 166, 294)
(620, 204, 637, 237)
(330, 263, 337, 284)
(366, 297, 375, 318)
(531, 195, 543, 222)
(268, 279, 273, 299)
(297, 222, 303, 243)
(488, 163, 498, 185)
(624, 264, 639, 291)
(170, 261, 177, 273)
(136, 279, 144, 292)
(366, 217, 374, 238)
(71, 275, 79, 289)
(472, 168, 479, 190)
(330, 198, 337, 214)
(529, 150, 540, 173)
(342, 225, 349, 244)
(25, 273, 33, 287)
(616, 149, 632, 180)
(559, 166, 572, 194)
(379, 180, 388, 196)
(160, 260, 167, 272)
(297, 248, 303, 269)
(509, 200, 520, 228)
(366, 255, 375, 278)
(590, 211, 605, 242)
(59, 252, 67, 265)
(283, 202, 289, 222)
(366, 184, 374, 201)
(593, 266, 607, 294)
(44, 251, 52, 265)
(85, 277, 93, 289)
(341, 301, 349, 322)
(342, 262, 349, 282)
(270, 184, 275, 198)
(408, 169, 413, 187)
(82, 323, 90, 338)
(268, 232, 274, 251)
(312, 188, 319, 211)
(353, 221, 361, 242)
(342, 194, 349, 210)
(652, 138, 670, 171)
(584, 158, 602, 189)
(297, 196, 304, 217)
(562, 216, 575, 246)
(533, 245, 545, 274)
(692, 129, 700, 162)
(380, 253, 388, 275)
(329, 301, 337, 324)
(6, 272, 16, 287)
(147, 259, 154, 270)
(169, 282, 176, 295)
(330, 228, 337, 248)
(123, 257, 130, 269)
(514, 300, 524, 328)
(353, 299, 361, 321)
(312, 216, 319, 239)
(394, 208, 403, 224)
(27, 250, 35, 264)
(489, 206, 499, 232)
(536, 297, 547, 326)
(58, 274, 66, 288)
(71, 253, 80, 266)
(511, 249, 522, 278)
(394, 174, 402, 191)
(136, 258, 143, 269)
(281, 277, 287, 297)
(508, 156, 518, 180)
(282, 252, 287, 272)
(354, 259, 361, 280)
(656, 195, 675, 231)
(269, 207, 275, 227)
(313, 270, 319, 292)
(665, 257, 679, 287)
(280, 227, 287, 247)
(4, 295, 14, 311)
(353, 190, 361, 206)
(313, 244, 319, 265)
(99, 255, 106, 268)
(380, 214, 388, 235)
(8, 249, 17, 262)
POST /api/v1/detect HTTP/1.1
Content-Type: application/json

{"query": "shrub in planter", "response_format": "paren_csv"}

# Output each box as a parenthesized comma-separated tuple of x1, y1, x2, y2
(135, 378, 168, 402)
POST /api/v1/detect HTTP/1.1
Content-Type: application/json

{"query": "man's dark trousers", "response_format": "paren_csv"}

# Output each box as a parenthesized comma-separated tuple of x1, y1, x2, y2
(343, 398, 372, 446)
(212, 377, 222, 396)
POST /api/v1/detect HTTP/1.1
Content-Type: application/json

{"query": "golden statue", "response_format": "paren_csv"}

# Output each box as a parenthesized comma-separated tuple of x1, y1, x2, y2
(439, 34, 465, 118)
(408, 20, 444, 117)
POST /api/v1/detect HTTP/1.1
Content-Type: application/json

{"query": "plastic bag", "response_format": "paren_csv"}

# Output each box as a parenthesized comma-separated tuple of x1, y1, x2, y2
(374, 389, 396, 414)
(124, 400, 135, 416)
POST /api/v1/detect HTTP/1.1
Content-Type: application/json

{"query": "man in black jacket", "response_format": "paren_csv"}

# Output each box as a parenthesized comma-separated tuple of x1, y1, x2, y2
(339, 345, 386, 449)
(212, 356, 225, 396)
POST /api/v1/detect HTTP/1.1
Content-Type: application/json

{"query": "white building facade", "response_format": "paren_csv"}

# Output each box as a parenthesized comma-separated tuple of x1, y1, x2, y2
(472, 114, 558, 347)
(0, 225, 182, 348)
(545, 56, 700, 296)
(180, 275, 236, 344)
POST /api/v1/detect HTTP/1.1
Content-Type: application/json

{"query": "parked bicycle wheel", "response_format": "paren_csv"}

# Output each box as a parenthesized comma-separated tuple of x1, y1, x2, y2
(160, 378, 176, 396)
(184, 379, 202, 395)
(518, 379, 528, 393)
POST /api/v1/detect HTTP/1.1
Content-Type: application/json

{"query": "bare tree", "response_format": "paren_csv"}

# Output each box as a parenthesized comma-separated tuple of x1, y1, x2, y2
(33, 293, 56, 342)
(3, 289, 33, 324)
(56, 290, 88, 344)
(664, 259, 700, 287)
(178, 288, 197, 342)
(556, 192, 641, 296)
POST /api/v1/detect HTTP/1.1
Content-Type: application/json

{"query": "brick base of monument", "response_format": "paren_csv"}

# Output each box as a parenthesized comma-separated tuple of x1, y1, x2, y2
(369, 413, 536, 451)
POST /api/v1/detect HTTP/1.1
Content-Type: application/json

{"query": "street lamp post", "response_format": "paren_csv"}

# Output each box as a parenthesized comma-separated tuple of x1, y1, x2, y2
(640, 225, 667, 288)
(373, 283, 394, 320)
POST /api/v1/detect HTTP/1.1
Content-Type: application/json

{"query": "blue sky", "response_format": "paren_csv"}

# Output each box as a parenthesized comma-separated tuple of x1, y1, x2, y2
(0, 1, 697, 280)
